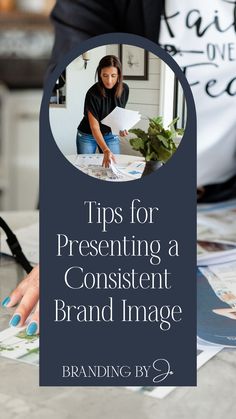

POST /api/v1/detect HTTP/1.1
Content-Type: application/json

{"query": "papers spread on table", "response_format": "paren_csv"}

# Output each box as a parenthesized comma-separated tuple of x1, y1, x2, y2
(197, 200, 236, 265)
(110, 160, 145, 179)
(126, 344, 222, 399)
(198, 262, 236, 346)
(101, 106, 141, 134)
(197, 240, 236, 266)
(73, 154, 144, 181)
(0, 324, 221, 398)
(0, 326, 39, 366)
(197, 199, 236, 347)
(197, 200, 236, 242)
(0, 199, 234, 393)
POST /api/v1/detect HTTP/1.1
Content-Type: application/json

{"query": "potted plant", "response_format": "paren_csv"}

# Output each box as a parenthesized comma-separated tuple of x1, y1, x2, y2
(129, 116, 184, 176)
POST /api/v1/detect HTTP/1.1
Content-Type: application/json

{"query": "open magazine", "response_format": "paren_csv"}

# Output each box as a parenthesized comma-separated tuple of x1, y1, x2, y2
(197, 266, 236, 346)
(197, 240, 236, 266)
(197, 200, 236, 265)
(197, 200, 236, 346)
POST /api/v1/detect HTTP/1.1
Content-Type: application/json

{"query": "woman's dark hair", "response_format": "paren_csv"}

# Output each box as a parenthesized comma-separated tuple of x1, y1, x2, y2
(95, 55, 124, 98)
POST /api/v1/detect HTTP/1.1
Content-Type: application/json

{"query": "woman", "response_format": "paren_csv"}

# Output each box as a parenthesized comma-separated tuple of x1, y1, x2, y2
(77, 55, 129, 168)
(4, 0, 236, 335)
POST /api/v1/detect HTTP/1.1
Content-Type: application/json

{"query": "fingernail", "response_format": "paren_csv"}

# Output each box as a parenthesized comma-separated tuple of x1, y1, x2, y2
(26, 322, 38, 336)
(1, 297, 10, 307)
(9, 314, 21, 327)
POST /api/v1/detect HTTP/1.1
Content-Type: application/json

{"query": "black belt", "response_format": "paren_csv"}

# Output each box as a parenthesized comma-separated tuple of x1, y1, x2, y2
(0, 217, 33, 274)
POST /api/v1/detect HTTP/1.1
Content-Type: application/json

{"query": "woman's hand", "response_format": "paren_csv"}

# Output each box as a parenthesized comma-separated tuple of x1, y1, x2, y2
(119, 129, 129, 137)
(102, 148, 116, 168)
(1, 265, 40, 335)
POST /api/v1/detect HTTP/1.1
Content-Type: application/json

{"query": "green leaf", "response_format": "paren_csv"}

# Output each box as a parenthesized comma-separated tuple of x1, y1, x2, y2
(150, 139, 160, 154)
(148, 126, 159, 137)
(149, 118, 163, 133)
(130, 137, 145, 150)
(168, 117, 179, 128)
(129, 114, 184, 162)
(176, 128, 184, 136)
(158, 147, 172, 162)
(129, 129, 148, 141)
(146, 151, 158, 161)
(156, 134, 169, 147)
(150, 116, 163, 126)
(129, 138, 147, 157)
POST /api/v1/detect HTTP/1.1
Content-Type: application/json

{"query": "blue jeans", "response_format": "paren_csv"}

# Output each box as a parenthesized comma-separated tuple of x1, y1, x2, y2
(77, 130, 120, 154)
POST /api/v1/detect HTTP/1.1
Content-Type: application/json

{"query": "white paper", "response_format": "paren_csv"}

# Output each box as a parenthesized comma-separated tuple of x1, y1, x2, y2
(72, 154, 144, 182)
(197, 200, 236, 265)
(125, 346, 222, 399)
(199, 262, 236, 310)
(110, 160, 145, 179)
(197, 240, 236, 266)
(101, 106, 141, 134)
(197, 200, 236, 243)
(0, 326, 39, 366)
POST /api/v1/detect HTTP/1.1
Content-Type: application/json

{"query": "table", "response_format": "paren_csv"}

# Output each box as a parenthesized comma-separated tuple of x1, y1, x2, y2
(0, 211, 235, 419)
(66, 154, 145, 181)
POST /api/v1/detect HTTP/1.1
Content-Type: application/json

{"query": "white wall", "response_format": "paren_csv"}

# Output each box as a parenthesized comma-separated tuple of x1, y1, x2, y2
(49, 45, 177, 157)
(1, 89, 41, 210)
(49, 46, 106, 155)
(106, 45, 162, 155)
(159, 60, 175, 127)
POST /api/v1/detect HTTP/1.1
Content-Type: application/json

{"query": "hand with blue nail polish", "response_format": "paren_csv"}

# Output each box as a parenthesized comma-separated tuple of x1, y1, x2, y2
(1, 296, 11, 307)
(26, 321, 38, 336)
(4, 265, 40, 334)
(9, 314, 21, 327)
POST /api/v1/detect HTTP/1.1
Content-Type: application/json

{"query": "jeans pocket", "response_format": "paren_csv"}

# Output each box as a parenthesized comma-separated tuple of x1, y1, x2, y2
(77, 131, 97, 154)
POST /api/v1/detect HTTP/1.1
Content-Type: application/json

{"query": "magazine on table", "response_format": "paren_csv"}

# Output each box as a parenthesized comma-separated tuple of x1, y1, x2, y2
(197, 199, 236, 266)
(197, 200, 236, 346)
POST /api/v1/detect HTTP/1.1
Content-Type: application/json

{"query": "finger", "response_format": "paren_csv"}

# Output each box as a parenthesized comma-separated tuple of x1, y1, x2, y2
(102, 157, 106, 167)
(9, 285, 39, 328)
(103, 159, 109, 168)
(103, 154, 110, 168)
(26, 301, 39, 335)
(3, 277, 29, 308)
(6, 265, 39, 308)
(111, 154, 116, 163)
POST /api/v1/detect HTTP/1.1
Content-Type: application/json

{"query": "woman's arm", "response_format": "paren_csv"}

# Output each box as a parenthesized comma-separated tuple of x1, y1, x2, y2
(119, 83, 130, 137)
(88, 111, 116, 168)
